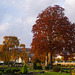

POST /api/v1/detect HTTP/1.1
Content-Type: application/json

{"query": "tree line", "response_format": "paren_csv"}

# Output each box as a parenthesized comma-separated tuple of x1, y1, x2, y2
(0, 36, 28, 64)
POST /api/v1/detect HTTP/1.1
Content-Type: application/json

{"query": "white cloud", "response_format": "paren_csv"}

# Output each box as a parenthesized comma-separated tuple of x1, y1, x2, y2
(23, 17, 36, 26)
(0, 22, 10, 32)
(63, 0, 75, 23)
(16, 18, 22, 23)
(0, 0, 74, 48)
(64, 0, 75, 6)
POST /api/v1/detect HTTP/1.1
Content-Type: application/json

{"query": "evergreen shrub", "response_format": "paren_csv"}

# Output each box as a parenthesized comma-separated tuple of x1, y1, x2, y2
(22, 63, 28, 74)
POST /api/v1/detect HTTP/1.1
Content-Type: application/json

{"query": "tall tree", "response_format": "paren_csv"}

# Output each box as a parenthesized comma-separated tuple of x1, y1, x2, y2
(3, 36, 19, 48)
(0, 44, 11, 63)
(0, 36, 19, 63)
(31, 5, 75, 67)
(11, 48, 18, 62)
(19, 44, 28, 63)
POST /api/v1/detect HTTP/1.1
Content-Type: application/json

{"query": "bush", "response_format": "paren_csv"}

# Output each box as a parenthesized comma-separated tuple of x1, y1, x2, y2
(28, 66, 33, 70)
(4, 65, 8, 68)
(0, 63, 3, 65)
(33, 63, 36, 70)
(60, 68, 65, 72)
(22, 63, 28, 74)
(0, 71, 2, 75)
(9, 61, 14, 67)
(17, 71, 21, 74)
(11, 68, 20, 73)
(72, 69, 75, 74)
(4, 71, 6, 74)
(4, 62, 8, 65)
(52, 66, 61, 72)
(36, 66, 42, 69)
(6, 68, 11, 73)
(57, 64, 61, 66)
(11, 68, 17, 73)
(45, 66, 49, 70)
(0, 66, 3, 69)
(0, 69, 4, 72)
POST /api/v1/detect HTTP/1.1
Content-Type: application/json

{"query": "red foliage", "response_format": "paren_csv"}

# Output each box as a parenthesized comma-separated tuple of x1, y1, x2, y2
(31, 5, 75, 62)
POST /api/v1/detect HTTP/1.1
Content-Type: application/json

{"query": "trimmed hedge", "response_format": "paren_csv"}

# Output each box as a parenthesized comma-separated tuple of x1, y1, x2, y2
(11, 68, 20, 73)
(45, 66, 49, 70)
(0, 69, 4, 72)
(33, 63, 36, 70)
(36, 66, 42, 69)
(52, 66, 61, 72)
(6, 68, 11, 73)
(57, 64, 61, 66)
(0, 71, 2, 75)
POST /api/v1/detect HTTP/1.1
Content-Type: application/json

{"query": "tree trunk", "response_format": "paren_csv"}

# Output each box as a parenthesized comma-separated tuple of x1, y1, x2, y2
(8, 61, 10, 67)
(50, 53, 53, 65)
(49, 53, 53, 69)
(47, 53, 48, 66)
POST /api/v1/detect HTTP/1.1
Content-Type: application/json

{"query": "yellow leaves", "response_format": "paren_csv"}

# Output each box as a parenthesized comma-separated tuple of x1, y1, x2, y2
(20, 44, 25, 48)
(11, 49, 18, 60)
(0, 50, 11, 62)
(0, 45, 3, 51)
(3, 36, 19, 48)
(0, 36, 29, 63)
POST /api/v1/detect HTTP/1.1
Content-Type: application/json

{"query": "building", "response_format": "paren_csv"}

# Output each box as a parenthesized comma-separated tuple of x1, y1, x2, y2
(14, 48, 34, 63)
(25, 48, 34, 63)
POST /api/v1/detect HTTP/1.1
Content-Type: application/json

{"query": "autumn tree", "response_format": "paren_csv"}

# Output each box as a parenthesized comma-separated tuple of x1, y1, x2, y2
(0, 44, 11, 64)
(19, 44, 28, 63)
(19, 51, 28, 63)
(11, 48, 18, 62)
(20, 44, 25, 48)
(11, 43, 28, 63)
(0, 45, 3, 60)
(0, 36, 19, 63)
(31, 54, 46, 63)
(31, 5, 75, 67)
(3, 36, 19, 48)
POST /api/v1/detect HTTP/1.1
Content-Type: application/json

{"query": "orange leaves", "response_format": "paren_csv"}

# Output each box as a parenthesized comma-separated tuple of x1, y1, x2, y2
(3, 36, 19, 48)
(20, 44, 25, 48)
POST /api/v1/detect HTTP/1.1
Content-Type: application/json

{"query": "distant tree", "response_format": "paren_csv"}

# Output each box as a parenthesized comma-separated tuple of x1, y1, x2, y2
(11, 48, 18, 62)
(0, 36, 28, 63)
(19, 44, 28, 63)
(31, 5, 75, 67)
(3, 36, 19, 48)
(19, 51, 28, 63)
(20, 44, 25, 48)
(11, 43, 28, 63)
(0, 44, 11, 63)
(0, 36, 19, 63)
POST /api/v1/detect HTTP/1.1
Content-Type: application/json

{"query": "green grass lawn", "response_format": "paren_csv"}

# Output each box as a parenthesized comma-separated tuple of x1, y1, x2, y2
(29, 70, 71, 75)
(0, 66, 72, 75)
(29, 70, 44, 72)
(36, 71, 71, 75)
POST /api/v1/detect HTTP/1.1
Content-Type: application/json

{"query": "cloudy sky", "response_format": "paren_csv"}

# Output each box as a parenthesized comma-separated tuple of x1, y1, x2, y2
(0, 0, 75, 48)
